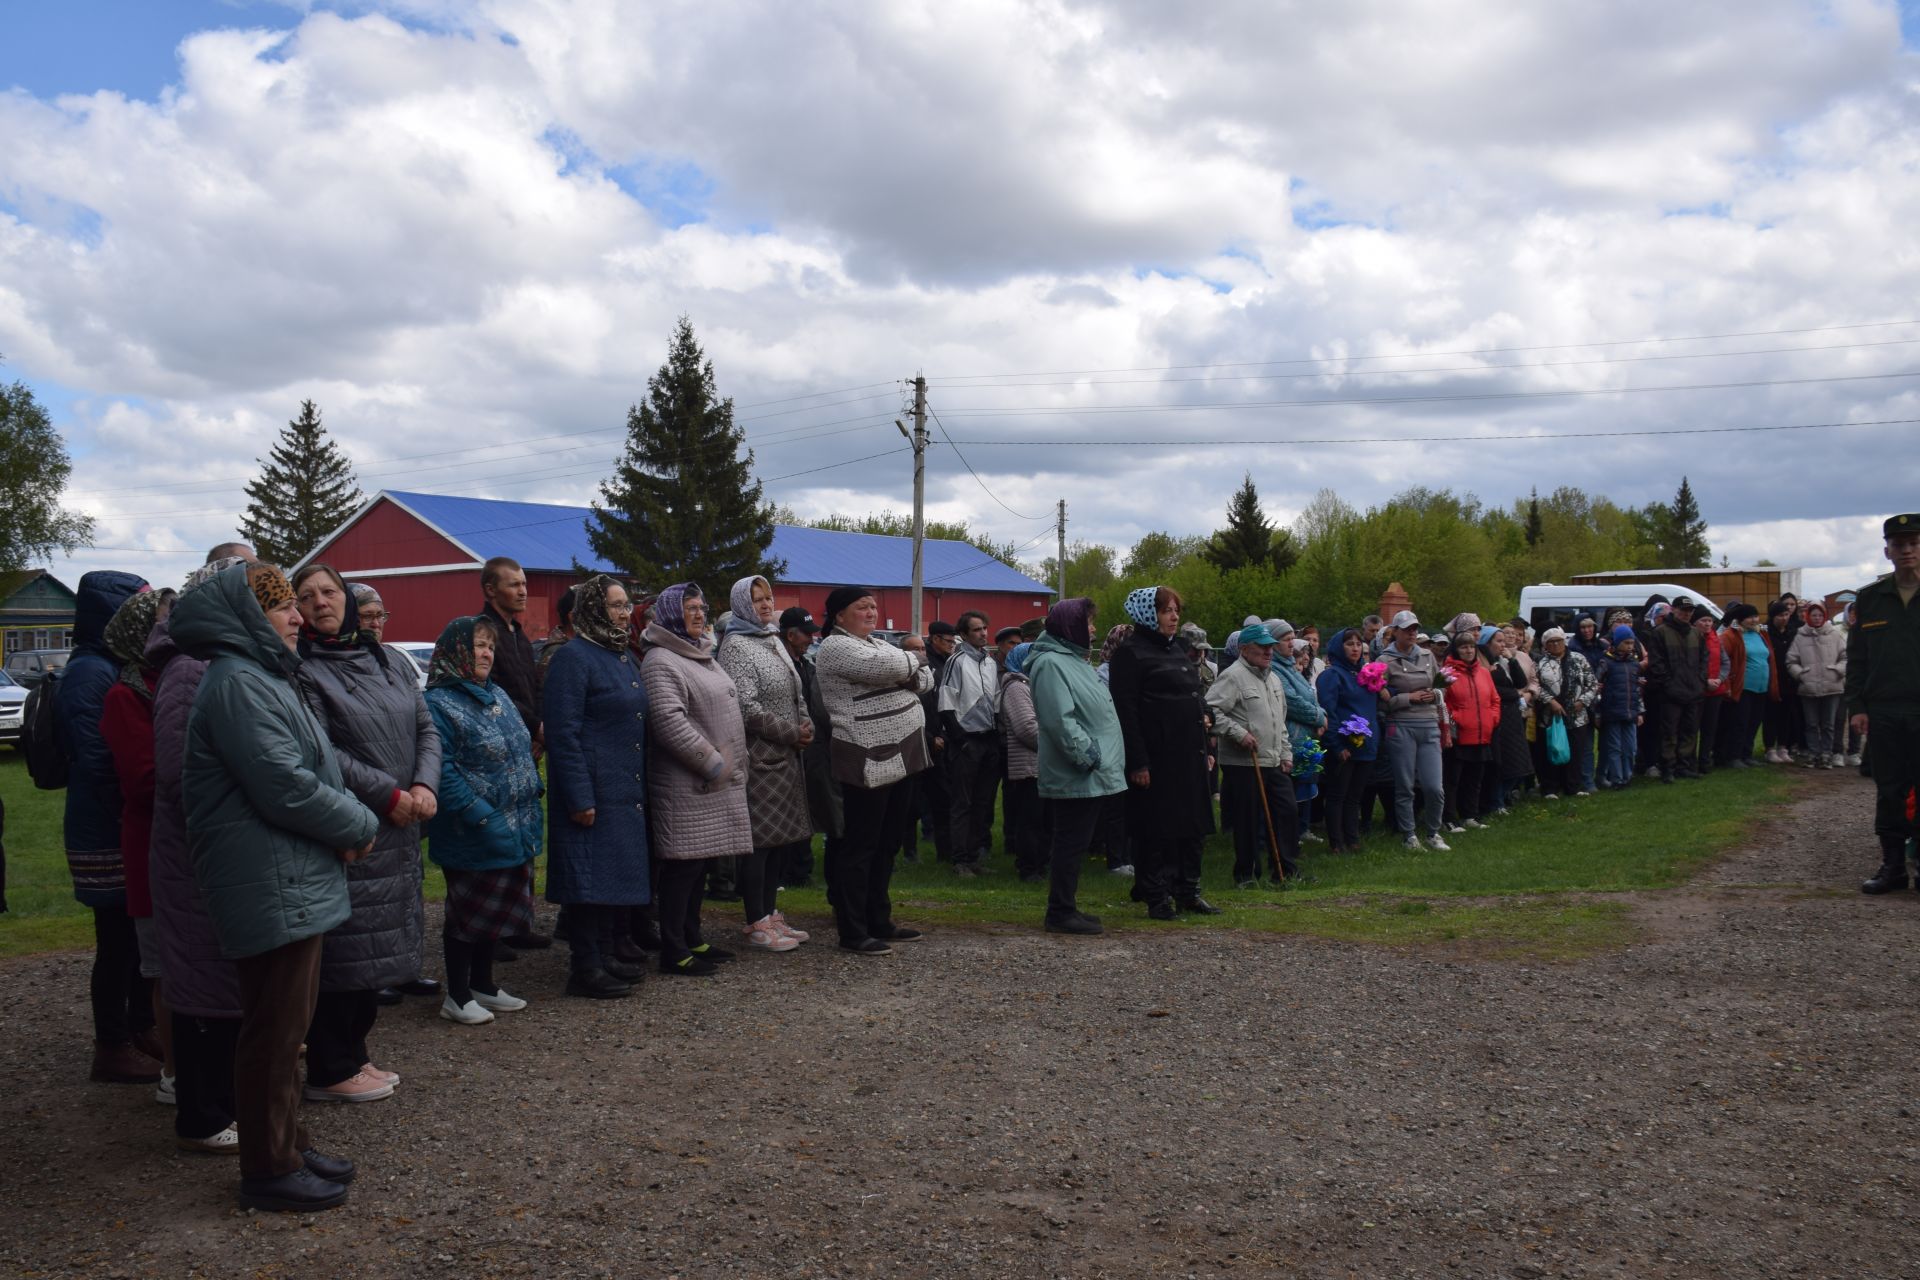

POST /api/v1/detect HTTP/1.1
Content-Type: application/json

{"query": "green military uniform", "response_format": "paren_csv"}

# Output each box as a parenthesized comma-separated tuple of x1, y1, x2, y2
(1850, 513, 1920, 891)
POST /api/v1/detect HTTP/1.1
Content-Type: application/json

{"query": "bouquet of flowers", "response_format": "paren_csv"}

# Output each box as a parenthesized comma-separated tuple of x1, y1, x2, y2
(1433, 667, 1458, 689)
(1338, 715, 1373, 749)
(1357, 661, 1387, 693)
(1291, 736, 1326, 781)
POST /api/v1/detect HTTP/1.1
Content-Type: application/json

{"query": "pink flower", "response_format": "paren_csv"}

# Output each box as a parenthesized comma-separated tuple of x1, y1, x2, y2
(1357, 661, 1388, 693)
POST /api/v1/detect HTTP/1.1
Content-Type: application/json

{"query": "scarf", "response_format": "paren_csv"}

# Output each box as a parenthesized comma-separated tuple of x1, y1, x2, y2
(103, 587, 165, 702)
(1005, 641, 1033, 676)
(428, 615, 492, 690)
(1044, 597, 1095, 651)
(652, 581, 702, 644)
(247, 563, 294, 615)
(1098, 623, 1133, 665)
(1124, 586, 1160, 629)
(572, 574, 633, 652)
(184, 554, 250, 593)
(724, 575, 778, 639)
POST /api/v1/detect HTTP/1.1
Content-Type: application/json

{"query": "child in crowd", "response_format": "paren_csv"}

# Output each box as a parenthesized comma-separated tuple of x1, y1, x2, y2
(1594, 626, 1644, 789)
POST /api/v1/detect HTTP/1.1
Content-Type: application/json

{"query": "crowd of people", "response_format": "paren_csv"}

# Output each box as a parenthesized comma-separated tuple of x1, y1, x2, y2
(39, 514, 1917, 1215)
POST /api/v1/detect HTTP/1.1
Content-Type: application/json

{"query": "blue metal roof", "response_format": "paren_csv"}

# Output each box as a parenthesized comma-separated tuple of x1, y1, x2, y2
(382, 490, 1053, 594)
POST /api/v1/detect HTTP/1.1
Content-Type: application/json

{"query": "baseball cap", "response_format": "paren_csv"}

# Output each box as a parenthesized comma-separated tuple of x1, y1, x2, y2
(1390, 609, 1419, 629)
(927, 620, 957, 637)
(778, 606, 818, 635)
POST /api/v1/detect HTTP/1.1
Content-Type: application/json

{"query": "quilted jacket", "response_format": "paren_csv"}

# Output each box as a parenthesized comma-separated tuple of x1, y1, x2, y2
(641, 625, 753, 861)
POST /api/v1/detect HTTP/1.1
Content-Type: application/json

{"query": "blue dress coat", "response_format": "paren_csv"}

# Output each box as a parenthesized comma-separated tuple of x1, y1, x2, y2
(541, 636, 653, 905)
(424, 679, 544, 873)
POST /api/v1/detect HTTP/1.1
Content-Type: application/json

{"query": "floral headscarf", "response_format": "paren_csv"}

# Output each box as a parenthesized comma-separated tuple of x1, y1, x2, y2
(103, 587, 166, 701)
(428, 615, 492, 690)
(184, 554, 250, 593)
(1044, 597, 1096, 650)
(651, 582, 702, 643)
(1124, 587, 1161, 629)
(1098, 622, 1133, 665)
(572, 574, 633, 652)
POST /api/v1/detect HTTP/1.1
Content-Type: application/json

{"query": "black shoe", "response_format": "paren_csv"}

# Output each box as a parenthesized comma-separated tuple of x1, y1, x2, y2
(552, 913, 571, 941)
(704, 888, 743, 902)
(564, 968, 632, 999)
(301, 1148, 356, 1184)
(1146, 901, 1179, 921)
(503, 932, 553, 951)
(1044, 913, 1104, 935)
(1018, 872, 1045, 883)
(398, 978, 440, 997)
(373, 987, 404, 1007)
(238, 1167, 348, 1213)
(614, 938, 647, 964)
(879, 927, 924, 942)
(1128, 882, 1148, 903)
(493, 945, 519, 963)
(1177, 897, 1223, 915)
(661, 954, 719, 977)
(689, 943, 736, 963)
(840, 938, 894, 955)
(1863, 864, 1910, 894)
(603, 958, 646, 982)
(1659, 770, 1675, 785)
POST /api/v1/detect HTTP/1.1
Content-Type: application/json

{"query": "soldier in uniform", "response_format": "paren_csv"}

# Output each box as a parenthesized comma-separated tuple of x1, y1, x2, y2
(1853, 513, 1920, 894)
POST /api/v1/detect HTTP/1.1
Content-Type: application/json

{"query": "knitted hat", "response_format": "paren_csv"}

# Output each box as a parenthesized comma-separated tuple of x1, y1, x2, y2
(824, 586, 876, 628)
(1610, 624, 1635, 643)
(1539, 626, 1567, 644)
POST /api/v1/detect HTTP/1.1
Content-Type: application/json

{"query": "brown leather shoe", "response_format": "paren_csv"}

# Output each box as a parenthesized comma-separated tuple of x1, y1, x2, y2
(129, 1028, 165, 1062)
(90, 1041, 163, 1084)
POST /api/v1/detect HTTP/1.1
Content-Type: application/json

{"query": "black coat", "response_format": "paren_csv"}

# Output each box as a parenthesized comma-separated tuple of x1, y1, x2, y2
(1490, 657, 1533, 783)
(1109, 628, 1213, 841)
(483, 602, 540, 738)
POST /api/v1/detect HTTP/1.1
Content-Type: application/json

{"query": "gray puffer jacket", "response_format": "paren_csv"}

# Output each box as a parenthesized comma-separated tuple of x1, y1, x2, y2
(1785, 620, 1846, 698)
(295, 640, 442, 993)
(640, 625, 753, 861)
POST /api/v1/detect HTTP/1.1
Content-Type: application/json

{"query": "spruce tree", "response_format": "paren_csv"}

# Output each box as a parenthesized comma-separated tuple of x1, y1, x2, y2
(1203, 474, 1293, 574)
(1664, 476, 1711, 567)
(1524, 488, 1544, 547)
(237, 400, 363, 567)
(588, 317, 781, 590)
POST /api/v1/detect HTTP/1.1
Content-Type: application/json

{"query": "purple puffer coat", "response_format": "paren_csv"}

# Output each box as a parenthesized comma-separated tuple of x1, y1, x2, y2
(146, 616, 242, 1019)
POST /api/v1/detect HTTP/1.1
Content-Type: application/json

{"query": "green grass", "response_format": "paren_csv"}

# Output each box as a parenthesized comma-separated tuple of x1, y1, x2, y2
(0, 748, 1795, 962)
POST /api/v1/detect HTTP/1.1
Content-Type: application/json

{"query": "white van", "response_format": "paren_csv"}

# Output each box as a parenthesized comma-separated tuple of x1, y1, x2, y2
(1516, 583, 1722, 637)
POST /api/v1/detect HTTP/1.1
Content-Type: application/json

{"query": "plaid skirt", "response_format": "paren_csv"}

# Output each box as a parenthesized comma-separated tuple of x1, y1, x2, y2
(443, 863, 536, 943)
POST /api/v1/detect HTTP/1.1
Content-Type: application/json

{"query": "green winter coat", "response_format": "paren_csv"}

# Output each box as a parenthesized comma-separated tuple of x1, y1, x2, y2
(1022, 632, 1125, 801)
(176, 565, 378, 961)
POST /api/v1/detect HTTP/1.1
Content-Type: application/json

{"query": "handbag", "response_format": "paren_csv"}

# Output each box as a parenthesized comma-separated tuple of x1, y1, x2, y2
(1545, 714, 1570, 765)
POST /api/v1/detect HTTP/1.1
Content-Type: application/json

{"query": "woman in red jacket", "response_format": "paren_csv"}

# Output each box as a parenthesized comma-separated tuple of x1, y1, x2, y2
(1440, 626, 1501, 832)
(1693, 610, 1726, 776)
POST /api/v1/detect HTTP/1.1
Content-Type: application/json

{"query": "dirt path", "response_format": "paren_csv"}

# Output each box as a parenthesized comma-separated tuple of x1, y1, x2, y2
(2, 771, 1916, 1279)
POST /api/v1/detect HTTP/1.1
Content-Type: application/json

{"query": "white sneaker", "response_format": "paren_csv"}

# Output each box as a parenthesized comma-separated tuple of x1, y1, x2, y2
(1302, 831, 1325, 843)
(1543, 793, 1560, 800)
(1426, 833, 1452, 852)
(471, 987, 527, 1012)
(1446, 822, 1466, 834)
(1109, 864, 1135, 877)
(1462, 818, 1486, 830)
(155, 1072, 176, 1106)
(1848, 753, 1863, 767)
(770, 911, 810, 943)
(1404, 835, 1423, 851)
(439, 995, 495, 1026)
(746, 917, 800, 952)
(175, 1123, 239, 1154)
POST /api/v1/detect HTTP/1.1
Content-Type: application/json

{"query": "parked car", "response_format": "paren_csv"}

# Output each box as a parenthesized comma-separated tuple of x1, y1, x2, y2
(385, 643, 429, 691)
(395, 642, 435, 672)
(1516, 582, 1722, 637)
(2, 648, 69, 689)
(0, 668, 26, 745)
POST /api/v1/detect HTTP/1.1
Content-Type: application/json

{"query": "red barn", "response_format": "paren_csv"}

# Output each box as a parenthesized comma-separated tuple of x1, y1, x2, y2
(295, 490, 1056, 641)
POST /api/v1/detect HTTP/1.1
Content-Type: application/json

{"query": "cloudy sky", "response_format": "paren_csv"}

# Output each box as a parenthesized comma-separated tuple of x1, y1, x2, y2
(4, 0, 1918, 602)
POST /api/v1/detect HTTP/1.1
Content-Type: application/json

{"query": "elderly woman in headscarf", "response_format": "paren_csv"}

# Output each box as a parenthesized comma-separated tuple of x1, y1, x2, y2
(288, 563, 440, 1105)
(995, 640, 1044, 883)
(1023, 598, 1123, 934)
(814, 584, 936, 954)
(423, 615, 543, 1022)
(541, 575, 653, 994)
(1110, 586, 1216, 919)
(716, 574, 813, 951)
(1096, 622, 1133, 685)
(641, 583, 754, 975)
(1535, 626, 1599, 797)
(1265, 619, 1328, 845)
(97, 587, 180, 1118)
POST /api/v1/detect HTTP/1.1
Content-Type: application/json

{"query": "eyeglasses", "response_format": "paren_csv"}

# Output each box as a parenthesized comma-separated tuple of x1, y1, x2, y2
(360, 611, 389, 623)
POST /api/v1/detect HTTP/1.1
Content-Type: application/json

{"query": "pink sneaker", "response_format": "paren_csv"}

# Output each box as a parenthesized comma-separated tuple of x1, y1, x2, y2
(361, 1062, 400, 1087)
(770, 911, 809, 943)
(745, 917, 799, 952)
(303, 1070, 395, 1104)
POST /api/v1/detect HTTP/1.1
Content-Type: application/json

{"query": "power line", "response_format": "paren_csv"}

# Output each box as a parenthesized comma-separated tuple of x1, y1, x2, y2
(736, 378, 899, 410)
(926, 405, 1051, 521)
(935, 368, 1920, 418)
(919, 526, 1057, 587)
(931, 318, 1920, 381)
(941, 415, 1920, 447)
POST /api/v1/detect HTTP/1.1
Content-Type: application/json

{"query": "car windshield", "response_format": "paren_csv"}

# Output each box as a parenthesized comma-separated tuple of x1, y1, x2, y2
(0, 670, 15, 687)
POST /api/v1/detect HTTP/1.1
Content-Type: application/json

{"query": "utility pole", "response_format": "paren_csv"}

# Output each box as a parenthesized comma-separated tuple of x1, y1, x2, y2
(906, 376, 929, 634)
(1056, 498, 1067, 603)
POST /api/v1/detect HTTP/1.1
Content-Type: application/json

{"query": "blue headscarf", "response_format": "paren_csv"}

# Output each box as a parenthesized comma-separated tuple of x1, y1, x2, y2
(1124, 586, 1160, 629)
(1005, 641, 1033, 675)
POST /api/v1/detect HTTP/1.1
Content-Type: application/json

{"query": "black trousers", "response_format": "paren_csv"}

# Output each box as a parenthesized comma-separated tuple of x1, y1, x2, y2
(89, 903, 153, 1046)
(1695, 697, 1723, 772)
(1638, 687, 1664, 774)
(921, 748, 952, 860)
(832, 780, 908, 944)
(1321, 752, 1365, 849)
(1764, 690, 1803, 751)
(565, 902, 625, 974)
(1044, 795, 1099, 921)
(1221, 763, 1298, 881)
(1003, 776, 1046, 878)
(1090, 793, 1131, 871)
(1718, 690, 1767, 764)
(1659, 697, 1701, 773)
(1132, 793, 1204, 906)
(1443, 748, 1488, 824)
(946, 734, 1001, 865)
(171, 1012, 238, 1142)
(656, 862, 709, 963)
(305, 988, 378, 1087)
(1870, 711, 1920, 855)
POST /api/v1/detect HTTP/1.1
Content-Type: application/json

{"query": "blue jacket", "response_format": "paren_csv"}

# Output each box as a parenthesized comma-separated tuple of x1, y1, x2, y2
(1314, 628, 1380, 762)
(1595, 650, 1644, 721)
(54, 570, 148, 906)
(425, 679, 544, 873)
(541, 636, 653, 905)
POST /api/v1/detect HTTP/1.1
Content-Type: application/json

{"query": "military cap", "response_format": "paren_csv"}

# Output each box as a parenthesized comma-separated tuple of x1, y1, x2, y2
(1886, 513, 1920, 538)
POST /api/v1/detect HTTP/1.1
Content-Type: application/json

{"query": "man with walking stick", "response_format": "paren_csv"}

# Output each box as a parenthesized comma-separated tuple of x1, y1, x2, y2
(1207, 623, 1299, 888)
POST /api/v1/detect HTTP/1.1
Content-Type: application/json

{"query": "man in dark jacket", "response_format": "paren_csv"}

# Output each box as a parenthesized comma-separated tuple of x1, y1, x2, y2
(916, 620, 956, 861)
(1646, 594, 1708, 782)
(1853, 514, 1920, 894)
(55, 569, 159, 1084)
(480, 557, 551, 949)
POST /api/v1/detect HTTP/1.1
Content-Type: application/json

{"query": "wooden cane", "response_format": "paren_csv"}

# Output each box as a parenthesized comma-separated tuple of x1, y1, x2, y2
(1249, 750, 1287, 883)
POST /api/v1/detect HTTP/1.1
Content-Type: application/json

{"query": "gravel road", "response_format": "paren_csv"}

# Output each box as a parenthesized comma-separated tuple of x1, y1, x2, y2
(2, 770, 1916, 1279)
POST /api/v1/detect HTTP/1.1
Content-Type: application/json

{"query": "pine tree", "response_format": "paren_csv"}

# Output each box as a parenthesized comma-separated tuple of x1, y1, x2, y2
(1202, 474, 1293, 574)
(1524, 488, 1544, 547)
(237, 400, 362, 567)
(588, 317, 781, 590)
(1664, 476, 1711, 567)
